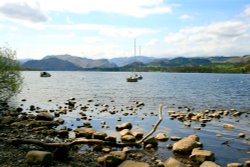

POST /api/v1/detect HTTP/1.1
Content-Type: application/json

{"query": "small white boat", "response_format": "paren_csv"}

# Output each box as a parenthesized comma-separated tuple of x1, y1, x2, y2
(126, 76, 138, 82)
(135, 74, 143, 80)
(40, 71, 51, 77)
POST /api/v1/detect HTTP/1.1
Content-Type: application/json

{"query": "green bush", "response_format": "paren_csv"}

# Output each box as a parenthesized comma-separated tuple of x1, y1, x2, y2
(0, 46, 22, 102)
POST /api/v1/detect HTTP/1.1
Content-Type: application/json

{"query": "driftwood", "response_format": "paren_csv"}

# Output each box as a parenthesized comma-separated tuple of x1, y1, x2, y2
(8, 104, 164, 149)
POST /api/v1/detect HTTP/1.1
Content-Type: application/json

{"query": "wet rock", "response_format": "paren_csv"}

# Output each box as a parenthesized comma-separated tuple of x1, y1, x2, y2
(97, 151, 126, 166)
(93, 132, 108, 140)
(56, 118, 65, 124)
(132, 132, 144, 139)
(165, 157, 187, 167)
(27, 120, 59, 128)
(227, 163, 243, 167)
(25, 150, 53, 166)
(121, 135, 136, 142)
(1, 116, 16, 124)
(116, 122, 132, 131)
(118, 160, 150, 167)
(233, 112, 242, 116)
(170, 136, 182, 141)
(56, 129, 69, 138)
(189, 148, 215, 163)
(144, 137, 158, 148)
(223, 124, 235, 129)
(83, 121, 92, 128)
(30, 105, 36, 111)
(120, 129, 132, 136)
(238, 133, 245, 138)
(74, 127, 96, 138)
(172, 134, 199, 154)
(105, 136, 117, 143)
(200, 161, 221, 167)
(166, 144, 173, 149)
(245, 160, 250, 167)
(136, 101, 145, 107)
(102, 147, 111, 153)
(155, 133, 168, 141)
(36, 112, 54, 121)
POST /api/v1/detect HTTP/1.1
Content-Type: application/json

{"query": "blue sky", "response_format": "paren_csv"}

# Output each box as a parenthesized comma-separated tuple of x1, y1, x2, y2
(0, 0, 250, 60)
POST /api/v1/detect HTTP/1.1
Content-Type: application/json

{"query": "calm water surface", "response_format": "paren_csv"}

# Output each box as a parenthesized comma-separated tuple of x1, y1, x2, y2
(10, 71, 250, 166)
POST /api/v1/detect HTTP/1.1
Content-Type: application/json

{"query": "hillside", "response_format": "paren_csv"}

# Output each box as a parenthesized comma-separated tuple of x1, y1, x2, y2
(109, 56, 157, 67)
(22, 54, 117, 70)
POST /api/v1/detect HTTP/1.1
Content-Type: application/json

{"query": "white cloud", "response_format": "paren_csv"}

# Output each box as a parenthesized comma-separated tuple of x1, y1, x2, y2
(179, 14, 193, 21)
(37, 0, 172, 18)
(241, 5, 250, 16)
(0, 0, 47, 23)
(145, 38, 160, 46)
(164, 21, 250, 56)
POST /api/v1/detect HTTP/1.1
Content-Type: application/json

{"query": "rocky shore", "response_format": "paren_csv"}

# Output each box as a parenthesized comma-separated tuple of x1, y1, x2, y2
(0, 98, 249, 167)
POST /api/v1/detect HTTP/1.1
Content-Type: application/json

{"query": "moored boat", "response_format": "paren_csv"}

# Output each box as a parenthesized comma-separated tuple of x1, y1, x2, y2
(40, 71, 51, 77)
(126, 76, 138, 82)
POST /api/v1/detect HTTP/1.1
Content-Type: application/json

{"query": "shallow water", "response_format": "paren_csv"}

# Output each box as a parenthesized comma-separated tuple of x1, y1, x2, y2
(10, 71, 250, 166)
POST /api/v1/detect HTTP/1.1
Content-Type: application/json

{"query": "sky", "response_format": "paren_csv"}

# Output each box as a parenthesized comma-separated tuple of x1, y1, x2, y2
(0, 0, 250, 60)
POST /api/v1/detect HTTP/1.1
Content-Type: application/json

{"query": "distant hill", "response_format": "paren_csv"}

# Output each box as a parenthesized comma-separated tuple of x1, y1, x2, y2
(22, 54, 117, 70)
(22, 57, 82, 70)
(109, 56, 157, 67)
(148, 57, 211, 66)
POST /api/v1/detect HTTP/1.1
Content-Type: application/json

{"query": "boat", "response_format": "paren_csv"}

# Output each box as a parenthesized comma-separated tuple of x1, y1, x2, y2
(135, 74, 143, 80)
(40, 71, 51, 77)
(126, 76, 138, 82)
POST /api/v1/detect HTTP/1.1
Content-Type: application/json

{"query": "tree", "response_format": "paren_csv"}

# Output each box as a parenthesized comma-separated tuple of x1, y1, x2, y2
(0, 46, 22, 102)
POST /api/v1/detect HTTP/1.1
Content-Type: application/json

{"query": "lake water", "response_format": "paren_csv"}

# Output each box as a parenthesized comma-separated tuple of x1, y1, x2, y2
(10, 71, 250, 166)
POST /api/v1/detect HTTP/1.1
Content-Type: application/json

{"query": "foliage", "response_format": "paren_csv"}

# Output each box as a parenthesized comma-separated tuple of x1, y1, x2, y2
(0, 46, 22, 102)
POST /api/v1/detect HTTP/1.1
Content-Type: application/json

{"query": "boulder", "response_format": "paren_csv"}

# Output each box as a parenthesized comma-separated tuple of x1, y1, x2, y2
(165, 157, 187, 167)
(144, 137, 158, 148)
(116, 122, 132, 131)
(97, 151, 126, 166)
(245, 160, 250, 167)
(105, 136, 117, 143)
(172, 135, 199, 154)
(189, 148, 215, 163)
(93, 132, 107, 140)
(120, 129, 132, 136)
(121, 135, 136, 142)
(200, 161, 221, 167)
(56, 118, 65, 124)
(26, 150, 53, 166)
(118, 160, 150, 167)
(227, 163, 243, 167)
(36, 112, 54, 121)
(223, 124, 235, 129)
(155, 133, 168, 141)
(74, 128, 96, 138)
(132, 132, 144, 139)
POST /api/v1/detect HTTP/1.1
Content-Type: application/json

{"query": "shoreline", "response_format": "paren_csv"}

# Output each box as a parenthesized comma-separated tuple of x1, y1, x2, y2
(0, 98, 249, 166)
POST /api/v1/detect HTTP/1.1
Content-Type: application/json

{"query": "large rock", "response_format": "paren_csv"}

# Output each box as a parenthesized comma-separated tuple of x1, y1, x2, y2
(155, 133, 168, 141)
(172, 134, 199, 154)
(97, 151, 126, 166)
(36, 112, 54, 121)
(26, 150, 53, 166)
(118, 160, 150, 167)
(227, 163, 243, 167)
(74, 127, 96, 138)
(189, 149, 215, 163)
(165, 157, 187, 167)
(121, 135, 136, 142)
(200, 161, 221, 167)
(116, 122, 132, 131)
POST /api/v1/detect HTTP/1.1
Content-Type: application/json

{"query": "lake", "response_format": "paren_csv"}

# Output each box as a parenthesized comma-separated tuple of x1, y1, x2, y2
(10, 71, 250, 166)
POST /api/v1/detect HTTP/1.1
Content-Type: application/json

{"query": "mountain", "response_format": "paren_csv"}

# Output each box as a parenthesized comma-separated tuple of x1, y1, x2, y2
(109, 56, 157, 67)
(44, 54, 117, 68)
(22, 54, 117, 70)
(148, 57, 211, 66)
(22, 57, 82, 70)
